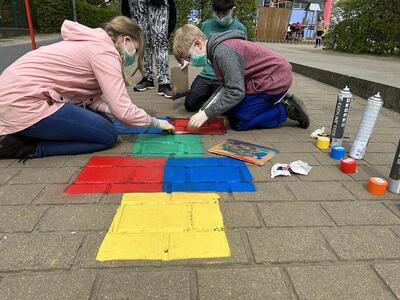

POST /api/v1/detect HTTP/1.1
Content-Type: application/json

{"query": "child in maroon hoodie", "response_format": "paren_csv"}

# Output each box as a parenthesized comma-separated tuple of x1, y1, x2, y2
(173, 24, 310, 131)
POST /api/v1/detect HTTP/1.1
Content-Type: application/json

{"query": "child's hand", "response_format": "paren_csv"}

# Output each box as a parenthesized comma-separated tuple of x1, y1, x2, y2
(189, 110, 208, 128)
(151, 118, 175, 132)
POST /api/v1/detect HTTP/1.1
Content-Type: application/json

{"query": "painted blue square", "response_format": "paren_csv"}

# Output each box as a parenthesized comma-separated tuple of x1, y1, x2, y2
(163, 157, 255, 192)
(163, 167, 186, 182)
(113, 118, 169, 134)
(188, 167, 242, 182)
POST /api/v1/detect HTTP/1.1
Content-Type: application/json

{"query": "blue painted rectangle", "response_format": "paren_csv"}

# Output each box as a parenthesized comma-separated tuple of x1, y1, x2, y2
(113, 118, 169, 134)
(163, 157, 255, 192)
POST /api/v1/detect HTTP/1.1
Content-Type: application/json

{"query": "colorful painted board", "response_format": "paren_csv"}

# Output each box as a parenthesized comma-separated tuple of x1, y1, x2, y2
(65, 156, 166, 194)
(96, 193, 230, 261)
(132, 134, 203, 157)
(171, 118, 226, 135)
(208, 139, 279, 166)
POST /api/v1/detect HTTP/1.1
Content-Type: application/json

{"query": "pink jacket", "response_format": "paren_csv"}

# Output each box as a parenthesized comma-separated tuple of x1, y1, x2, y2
(0, 20, 151, 135)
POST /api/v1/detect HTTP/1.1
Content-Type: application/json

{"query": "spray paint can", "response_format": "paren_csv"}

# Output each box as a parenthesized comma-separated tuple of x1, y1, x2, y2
(388, 139, 400, 194)
(330, 86, 353, 147)
(349, 92, 384, 159)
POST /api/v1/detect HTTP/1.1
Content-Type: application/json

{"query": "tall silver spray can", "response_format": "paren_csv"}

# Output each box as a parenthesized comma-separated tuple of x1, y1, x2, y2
(330, 86, 353, 147)
(388, 139, 400, 194)
(349, 92, 384, 159)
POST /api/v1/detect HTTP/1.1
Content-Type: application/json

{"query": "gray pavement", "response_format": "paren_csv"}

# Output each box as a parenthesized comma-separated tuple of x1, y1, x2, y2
(0, 55, 399, 299)
(0, 35, 61, 73)
(264, 43, 400, 112)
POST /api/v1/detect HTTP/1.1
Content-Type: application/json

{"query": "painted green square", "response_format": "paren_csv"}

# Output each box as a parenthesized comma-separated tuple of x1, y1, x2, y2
(132, 134, 203, 157)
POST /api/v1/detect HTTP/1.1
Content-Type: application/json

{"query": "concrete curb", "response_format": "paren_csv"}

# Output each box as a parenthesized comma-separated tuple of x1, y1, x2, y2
(291, 62, 400, 113)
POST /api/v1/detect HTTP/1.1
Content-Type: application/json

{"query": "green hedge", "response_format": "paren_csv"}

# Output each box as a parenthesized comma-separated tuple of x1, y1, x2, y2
(324, 0, 400, 55)
(31, 0, 118, 33)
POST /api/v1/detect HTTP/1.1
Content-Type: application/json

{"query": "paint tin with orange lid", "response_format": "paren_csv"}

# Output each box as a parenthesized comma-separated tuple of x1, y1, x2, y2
(368, 177, 388, 195)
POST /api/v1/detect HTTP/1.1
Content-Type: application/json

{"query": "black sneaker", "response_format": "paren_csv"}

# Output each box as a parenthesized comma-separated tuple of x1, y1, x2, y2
(0, 134, 37, 159)
(157, 84, 173, 99)
(134, 78, 155, 91)
(282, 93, 310, 129)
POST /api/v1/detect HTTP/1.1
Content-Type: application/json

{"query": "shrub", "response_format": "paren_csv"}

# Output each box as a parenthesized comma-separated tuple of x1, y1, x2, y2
(30, 0, 118, 33)
(324, 0, 400, 55)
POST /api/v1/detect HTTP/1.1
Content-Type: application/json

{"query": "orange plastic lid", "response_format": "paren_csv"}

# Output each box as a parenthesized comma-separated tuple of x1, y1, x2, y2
(367, 177, 388, 195)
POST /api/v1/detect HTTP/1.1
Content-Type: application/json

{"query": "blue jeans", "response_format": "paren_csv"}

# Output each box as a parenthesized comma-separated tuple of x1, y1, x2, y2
(19, 104, 118, 157)
(226, 92, 287, 131)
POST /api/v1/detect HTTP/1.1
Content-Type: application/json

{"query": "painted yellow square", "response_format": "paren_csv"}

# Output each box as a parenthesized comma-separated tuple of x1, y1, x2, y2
(169, 231, 230, 260)
(116, 204, 190, 233)
(96, 192, 230, 261)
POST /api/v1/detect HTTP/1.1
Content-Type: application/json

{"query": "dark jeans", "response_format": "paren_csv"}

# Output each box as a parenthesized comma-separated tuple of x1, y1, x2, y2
(185, 75, 221, 112)
(226, 92, 287, 131)
(19, 103, 118, 157)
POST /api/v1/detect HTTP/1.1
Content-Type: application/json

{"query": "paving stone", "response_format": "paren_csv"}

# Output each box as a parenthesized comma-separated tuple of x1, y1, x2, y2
(64, 154, 92, 167)
(364, 153, 396, 166)
(96, 271, 190, 299)
(97, 141, 133, 154)
(271, 142, 319, 153)
(269, 153, 321, 166)
(38, 204, 118, 231)
(365, 143, 398, 153)
(322, 228, 400, 260)
(9, 167, 77, 184)
(74, 232, 162, 268)
(233, 183, 295, 201)
(372, 135, 399, 143)
(34, 184, 102, 204)
(161, 229, 249, 266)
(0, 159, 15, 167)
(258, 202, 334, 227)
(220, 203, 260, 227)
(374, 263, 400, 298)
(10, 156, 70, 168)
(0, 168, 20, 184)
(247, 228, 336, 263)
(0, 270, 96, 300)
(197, 268, 290, 300)
(0, 184, 44, 205)
(343, 181, 400, 200)
(288, 264, 394, 300)
(0, 206, 47, 232)
(0, 232, 84, 271)
(298, 166, 352, 181)
(312, 153, 342, 166)
(374, 127, 400, 135)
(322, 202, 400, 226)
(100, 193, 124, 203)
(288, 182, 356, 201)
(348, 165, 390, 181)
(383, 203, 400, 218)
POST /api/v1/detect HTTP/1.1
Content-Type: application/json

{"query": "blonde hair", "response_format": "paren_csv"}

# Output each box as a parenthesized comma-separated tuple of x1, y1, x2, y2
(173, 24, 206, 64)
(102, 16, 145, 83)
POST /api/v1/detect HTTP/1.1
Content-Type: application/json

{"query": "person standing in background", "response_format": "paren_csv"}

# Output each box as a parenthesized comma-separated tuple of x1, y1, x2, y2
(122, 0, 176, 98)
(315, 15, 325, 48)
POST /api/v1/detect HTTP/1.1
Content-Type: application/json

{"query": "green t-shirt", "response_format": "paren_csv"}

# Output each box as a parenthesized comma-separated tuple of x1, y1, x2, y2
(200, 18, 247, 80)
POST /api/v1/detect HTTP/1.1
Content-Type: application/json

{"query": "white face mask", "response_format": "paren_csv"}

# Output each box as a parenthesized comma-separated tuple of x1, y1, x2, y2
(122, 37, 136, 66)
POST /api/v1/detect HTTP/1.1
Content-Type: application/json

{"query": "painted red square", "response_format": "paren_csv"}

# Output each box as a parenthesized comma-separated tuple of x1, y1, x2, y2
(65, 156, 165, 194)
(170, 118, 226, 135)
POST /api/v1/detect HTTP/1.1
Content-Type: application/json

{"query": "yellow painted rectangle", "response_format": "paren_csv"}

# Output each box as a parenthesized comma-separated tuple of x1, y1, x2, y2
(96, 192, 230, 261)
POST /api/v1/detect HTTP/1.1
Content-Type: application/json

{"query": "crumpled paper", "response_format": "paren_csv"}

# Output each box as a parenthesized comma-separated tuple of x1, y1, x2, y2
(310, 127, 325, 139)
(271, 160, 312, 178)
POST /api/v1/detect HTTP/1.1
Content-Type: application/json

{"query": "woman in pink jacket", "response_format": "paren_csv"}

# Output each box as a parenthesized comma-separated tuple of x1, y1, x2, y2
(0, 16, 174, 159)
